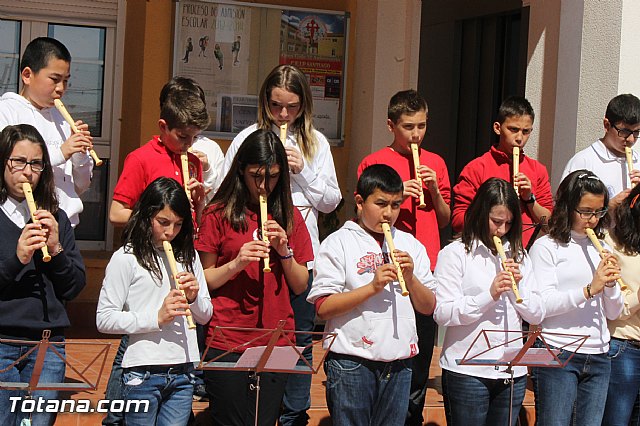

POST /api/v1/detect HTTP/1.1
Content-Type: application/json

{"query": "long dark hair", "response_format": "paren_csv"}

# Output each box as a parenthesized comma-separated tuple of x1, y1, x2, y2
(122, 177, 195, 280)
(548, 170, 610, 243)
(209, 129, 294, 234)
(610, 185, 640, 255)
(462, 178, 524, 261)
(0, 124, 58, 213)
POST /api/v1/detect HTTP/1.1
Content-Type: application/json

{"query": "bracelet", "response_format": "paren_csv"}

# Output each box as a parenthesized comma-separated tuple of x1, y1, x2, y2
(51, 244, 64, 257)
(586, 283, 593, 299)
(279, 246, 294, 260)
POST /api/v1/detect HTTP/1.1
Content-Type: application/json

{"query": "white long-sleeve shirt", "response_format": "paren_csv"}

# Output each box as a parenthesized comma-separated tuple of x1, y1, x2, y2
(191, 135, 224, 204)
(562, 139, 639, 199)
(223, 123, 342, 266)
(307, 221, 435, 362)
(434, 239, 545, 379)
(529, 232, 624, 354)
(96, 246, 213, 368)
(0, 93, 93, 227)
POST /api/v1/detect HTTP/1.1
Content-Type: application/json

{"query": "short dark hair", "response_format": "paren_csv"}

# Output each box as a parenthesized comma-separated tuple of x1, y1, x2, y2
(388, 89, 428, 123)
(609, 185, 640, 255)
(123, 177, 195, 280)
(159, 78, 209, 130)
(356, 164, 404, 201)
(605, 94, 640, 126)
(159, 76, 206, 108)
(462, 178, 524, 261)
(20, 37, 71, 73)
(548, 170, 610, 243)
(0, 124, 58, 213)
(496, 96, 535, 124)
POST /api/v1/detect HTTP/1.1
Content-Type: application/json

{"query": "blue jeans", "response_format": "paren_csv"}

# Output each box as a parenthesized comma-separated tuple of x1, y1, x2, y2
(122, 364, 195, 426)
(531, 340, 611, 426)
(324, 352, 412, 426)
(441, 369, 526, 426)
(0, 340, 66, 426)
(280, 271, 314, 426)
(602, 338, 640, 425)
(102, 335, 128, 426)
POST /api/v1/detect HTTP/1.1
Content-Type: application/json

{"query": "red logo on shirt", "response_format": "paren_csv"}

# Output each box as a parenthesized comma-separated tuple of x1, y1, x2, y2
(410, 343, 417, 356)
(357, 252, 385, 275)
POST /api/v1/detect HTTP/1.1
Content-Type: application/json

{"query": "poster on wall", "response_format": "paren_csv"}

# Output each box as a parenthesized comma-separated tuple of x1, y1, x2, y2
(175, 1, 252, 131)
(173, 1, 348, 143)
(279, 11, 346, 142)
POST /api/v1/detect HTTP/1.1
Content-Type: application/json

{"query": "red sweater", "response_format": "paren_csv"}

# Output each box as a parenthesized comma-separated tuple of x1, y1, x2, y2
(358, 146, 451, 270)
(452, 146, 553, 247)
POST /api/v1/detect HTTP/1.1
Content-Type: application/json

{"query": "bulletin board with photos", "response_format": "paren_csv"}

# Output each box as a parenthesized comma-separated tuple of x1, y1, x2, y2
(172, 0, 349, 146)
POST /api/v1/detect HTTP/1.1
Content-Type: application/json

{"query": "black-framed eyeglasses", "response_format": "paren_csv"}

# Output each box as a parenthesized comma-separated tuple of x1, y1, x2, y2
(7, 158, 45, 172)
(611, 123, 640, 140)
(574, 208, 608, 219)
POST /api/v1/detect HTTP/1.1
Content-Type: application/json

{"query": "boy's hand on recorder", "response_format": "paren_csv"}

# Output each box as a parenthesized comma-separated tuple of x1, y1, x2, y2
(61, 132, 93, 160)
(371, 264, 398, 292)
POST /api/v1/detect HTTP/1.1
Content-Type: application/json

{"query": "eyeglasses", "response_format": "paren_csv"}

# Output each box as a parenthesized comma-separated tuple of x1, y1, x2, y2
(7, 158, 45, 172)
(611, 123, 640, 140)
(574, 208, 608, 219)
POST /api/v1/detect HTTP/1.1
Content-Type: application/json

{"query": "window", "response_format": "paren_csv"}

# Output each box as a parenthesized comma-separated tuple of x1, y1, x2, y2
(48, 24, 106, 137)
(0, 20, 21, 95)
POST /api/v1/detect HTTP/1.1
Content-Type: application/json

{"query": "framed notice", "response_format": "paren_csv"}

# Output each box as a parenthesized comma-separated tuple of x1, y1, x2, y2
(173, 0, 349, 146)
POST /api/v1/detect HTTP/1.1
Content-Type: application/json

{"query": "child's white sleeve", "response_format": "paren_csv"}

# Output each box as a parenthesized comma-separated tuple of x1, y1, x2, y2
(308, 234, 346, 303)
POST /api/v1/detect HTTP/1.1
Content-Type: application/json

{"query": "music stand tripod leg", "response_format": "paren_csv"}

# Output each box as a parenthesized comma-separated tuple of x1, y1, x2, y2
(250, 372, 261, 426)
(507, 366, 515, 426)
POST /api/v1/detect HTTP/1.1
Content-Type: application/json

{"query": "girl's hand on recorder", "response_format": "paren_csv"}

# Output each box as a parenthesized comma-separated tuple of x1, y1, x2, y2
(158, 289, 190, 326)
(175, 271, 199, 303)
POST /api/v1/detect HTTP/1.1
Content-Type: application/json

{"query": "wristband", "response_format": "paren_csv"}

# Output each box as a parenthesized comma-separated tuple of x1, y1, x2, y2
(279, 246, 294, 260)
(586, 283, 593, 299)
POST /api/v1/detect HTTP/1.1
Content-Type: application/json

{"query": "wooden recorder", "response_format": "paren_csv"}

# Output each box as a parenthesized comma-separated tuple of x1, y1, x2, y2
(22, 182, 51, 262)
(162, 240, 197, 329)
(411, 143, 426, 208)
(381, 223, 409, 296)
(584, 228, 628, 291)
(53, 99, 102, 166)
(259, 194, 271, 272)
(513, 147, 520, 196)
(492, 236, 523, 303)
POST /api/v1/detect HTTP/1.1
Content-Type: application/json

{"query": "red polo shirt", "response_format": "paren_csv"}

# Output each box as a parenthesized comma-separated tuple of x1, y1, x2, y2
(113, 135, 202, 208)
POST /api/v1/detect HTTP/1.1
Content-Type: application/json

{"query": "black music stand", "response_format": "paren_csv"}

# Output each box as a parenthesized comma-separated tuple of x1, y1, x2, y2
(456, 327, 589, 426)
(199, 320, 336, 426)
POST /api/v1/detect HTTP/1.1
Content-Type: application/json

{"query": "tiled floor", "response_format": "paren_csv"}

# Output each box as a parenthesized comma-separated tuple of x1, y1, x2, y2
(42, 337, 535, 425)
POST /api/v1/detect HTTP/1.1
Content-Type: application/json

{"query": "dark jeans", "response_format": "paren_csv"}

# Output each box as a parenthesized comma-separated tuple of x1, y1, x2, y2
(602, 337, 640, 426)
(531, 340, 611, 426)
(122, 364, 195, 425)
(204, 348, 289, 426)
(405, 312, 436, 425)
(442, 369, 526, 426)
(324, 352, 412, 426)
(280, 272, 314, 426)
(102, 335, 128, 426)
